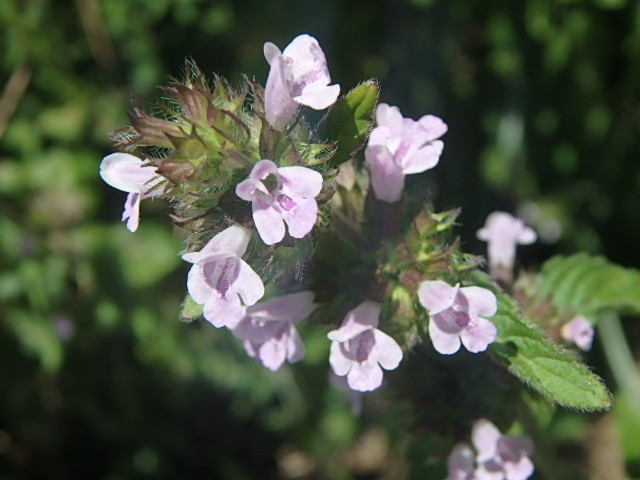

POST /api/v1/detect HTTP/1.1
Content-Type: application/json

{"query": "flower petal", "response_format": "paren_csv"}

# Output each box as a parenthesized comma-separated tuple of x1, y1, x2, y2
(328, 301, 380, 342)
(280, 196, 318, 239)
(257, 335, 287, 372)
(247, 291, 316, 323)
(294, 83, 340, 109)
(459, 316, 497, 353)
(253, 200, 285, 245)
(122, 192, 142, 232)
(100, 153, 159, 193)
(417, 114, 448, 140)
(279, 166, 323, 198)
(428, 316, 461, 354)
(460, 286, 498, 318)
(372, 329, 403, 370)
(417, 280, 458, 315)
(264, 53, 298, 130)
(347, 360, 383, 392)
(365, 144, 405, 203)
(401, 140, 443, 174)
(234, 259, 265, 306)
(203, 291, 244, 329)
(472, 419, 501, 461)
(285, 325, 305, 363)
(186, 264, 212, 304)
(375, 103, 403, 129)
(329, 340, 352, 376)
(503, 456, 535, 480)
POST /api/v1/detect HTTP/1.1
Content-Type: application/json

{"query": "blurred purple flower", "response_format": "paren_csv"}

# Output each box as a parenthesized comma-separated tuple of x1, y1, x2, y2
(364, 103, 447, 203)
(472, 419, 534, 480)
(99, 152, 165, 232)
(561, 316, 594, 351)
(236, 159, 323, 245)
(476, 212, 536, 282)
(233, 291, 316, 371)
(418, 280, 497, 354)
(328, 301, 403, 392)
(182, 225, 264, 329)
(263, 34, 340, 130)
(446, 443, 477, 480)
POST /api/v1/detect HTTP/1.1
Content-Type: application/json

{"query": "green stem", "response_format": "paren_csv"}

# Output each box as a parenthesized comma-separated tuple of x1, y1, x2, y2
(598, 312, 640, 418)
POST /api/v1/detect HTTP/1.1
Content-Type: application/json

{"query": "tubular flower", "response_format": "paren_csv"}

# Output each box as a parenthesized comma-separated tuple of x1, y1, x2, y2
(99, 152, 166, 232)
(232, 291, 316, 371)
(560, 315, 594, 351)
(476, 211, 536, 281)
(364, 103, 447, 203)
(328, 301, 403, 392)
(418, 280, 498, 355)
(263, 34, 340, 130)
(181, 225, 264, 329)
(472, 419, 535, 480)
(236, 159, 323, 245)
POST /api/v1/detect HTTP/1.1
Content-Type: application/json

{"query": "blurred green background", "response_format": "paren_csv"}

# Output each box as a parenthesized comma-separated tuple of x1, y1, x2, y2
(1, 0, 640, 478)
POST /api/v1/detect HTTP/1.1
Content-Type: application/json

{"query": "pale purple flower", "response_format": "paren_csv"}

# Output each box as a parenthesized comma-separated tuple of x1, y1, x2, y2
(472, 419, 534, 480)
(327, 301, 403, 392)
(236, 159, 323, 245)
(100, 153, 166, 232)
(364, 103, 447, 203)
(560, 316, 594, 351)
(232, 291, 316, 371)
(476, 212, 536, 281)
(181, 225, 264, 329)
(263, 34, 340, 130)
(417, 280, 498, 355)
(446, 443, 477, 480)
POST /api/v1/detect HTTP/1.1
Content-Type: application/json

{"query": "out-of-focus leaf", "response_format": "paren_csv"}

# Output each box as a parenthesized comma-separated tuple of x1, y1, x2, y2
(110, 224, 181, 288)
(180, 293, 203, 322)
(538, 253, 640, 317)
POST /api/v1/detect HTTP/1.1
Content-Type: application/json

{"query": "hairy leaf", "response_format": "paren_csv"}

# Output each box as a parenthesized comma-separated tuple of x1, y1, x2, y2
(539, 253, 640, 316)
(321, 80, 379, 169)
(480, 278, 612, 411)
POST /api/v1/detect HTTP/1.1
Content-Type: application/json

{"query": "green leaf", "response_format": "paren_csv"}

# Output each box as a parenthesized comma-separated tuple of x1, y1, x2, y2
(538, 253, 640, 317)
(180, 294, 203, 322)
(321, 80, 379, 169)
(482, 281, 612, 411)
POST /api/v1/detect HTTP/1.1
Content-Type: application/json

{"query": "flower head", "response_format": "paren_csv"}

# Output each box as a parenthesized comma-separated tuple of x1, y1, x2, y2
(232, 291, 316, 371)
(560, 315, 594, 351)
(99, 152, 165, 232)
(236, 159, 323, 245)
(418, 280, 498, 354)
(365, 103, 447, 203)
(476, 212, 536, 281)
(472, 419, 534, 480)
(181, 225, 264, 329)
(263, 34, 340, 130)
(327, 301, 403, 392)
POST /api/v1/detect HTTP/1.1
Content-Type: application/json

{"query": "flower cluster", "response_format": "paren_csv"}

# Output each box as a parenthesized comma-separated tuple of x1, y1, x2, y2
(447, 419, 535, 480)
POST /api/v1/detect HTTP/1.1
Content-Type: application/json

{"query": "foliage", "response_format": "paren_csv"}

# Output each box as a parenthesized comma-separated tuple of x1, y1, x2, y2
(2, 0, 640, 479)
